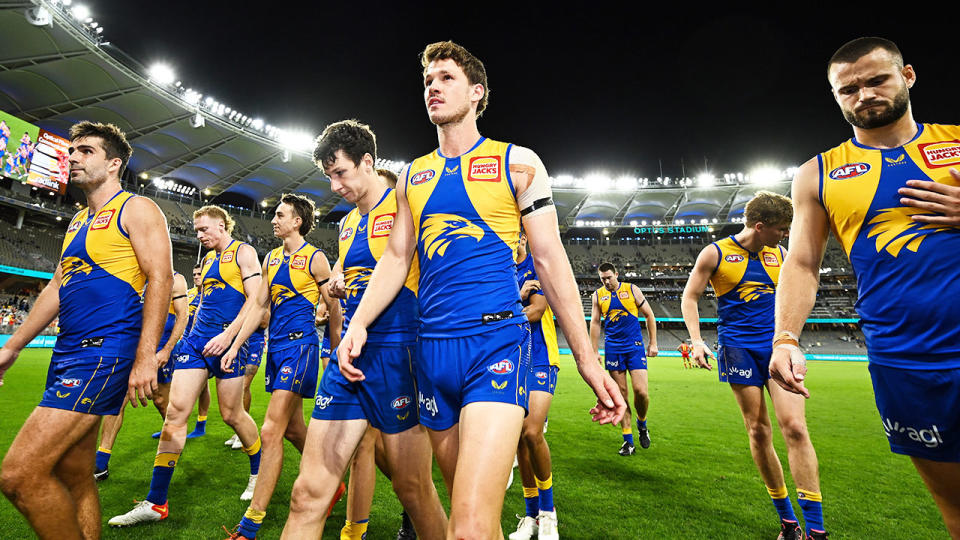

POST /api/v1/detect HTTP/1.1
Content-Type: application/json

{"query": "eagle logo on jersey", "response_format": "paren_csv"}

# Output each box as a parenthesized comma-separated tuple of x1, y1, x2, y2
(60, 257, 93, 287)
(737, 281, 775, 302)
(606, 309, 628, 323)
(866, 206, 953, 257)
(202, 279, 226, 297)
(270, 283, 297, 306)
(419, 214, 484, 259)
(343, 268, 372, 299)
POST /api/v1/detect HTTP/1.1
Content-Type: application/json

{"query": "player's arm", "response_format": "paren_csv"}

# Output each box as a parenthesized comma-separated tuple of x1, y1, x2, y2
(124, 196, 173, 407)
(515, 146, 624, 424)
(588, 291, 601, 354)
(328, 258, 345, 299)
(221, 257, 270, 372)
(0, 264, 62, 386)
(634, 285, 658, 357)
(158, 273, 189, 368)
(523, 291, 547, 323)
(311, 249, 341, 352)
(339, 167, 416, 380)
(204, 243, 262, 356)
(681, 244, 719, 369)
(771, 158, 830, 397)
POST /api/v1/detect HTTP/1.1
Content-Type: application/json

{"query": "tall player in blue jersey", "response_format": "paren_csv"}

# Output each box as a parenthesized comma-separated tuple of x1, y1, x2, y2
(220, 193, 341, 540)
(337, 42, 624, 537)
(772, 37, 960, 537)
(282, 120, 447, 539)
(682, 192, 827, 540)
(0, 121, 172, 539)
(110, 205, 264, 526)
(590, 263, 658, 457)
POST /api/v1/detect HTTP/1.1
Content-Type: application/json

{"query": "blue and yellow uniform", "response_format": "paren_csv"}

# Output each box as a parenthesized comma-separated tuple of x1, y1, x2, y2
(596, 282, 647, 372)
(156, 274, 184, 385)
(709, 235, 783, 386)
(184, 286, 200, 334)
(244, 326, 266, 371)
(261, 242, 322, 397)
(517, 254, 559, 394)
(819, 123, 960, 460)
(177, 240, 249, 379)
(41, 190, 144, 415)
(313, 189, 421, 433)
(404, 138, 531, 430)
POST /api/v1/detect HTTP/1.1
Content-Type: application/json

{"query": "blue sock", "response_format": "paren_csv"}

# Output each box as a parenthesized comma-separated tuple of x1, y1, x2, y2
(238, 508, 266, 538)
(193, 419, 206, 433)
(146, 466, 175, 504)
(798, 490, 824, 533)
(637, 418, 647, 430)
(622, 433, 634, 445)
(95, 448, 111, 470)
(523, 486, 539, 517)
(768, 485, 797, 522)
(243, 437, 262, 475)
(536, 475, 555, 513)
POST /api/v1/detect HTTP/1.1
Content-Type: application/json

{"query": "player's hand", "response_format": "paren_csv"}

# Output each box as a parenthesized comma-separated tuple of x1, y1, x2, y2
(329, 273, 346, 299)
(519, 279, 541, 301)
(220, 346, 239, 373)
(578, 358, 626, 424)
(899, 171, 960, 226)
(202, 331, 233, 357)
(0, 346, 20, 387)
(155, 349, 170, 369)
(128, 348, 158, 407)
(315, 302, 329, 326)
(337, 326, 367, 382)
(647, 343, 659, 357)
(692, 343, 714, 370)
(769, 344, 810, 398)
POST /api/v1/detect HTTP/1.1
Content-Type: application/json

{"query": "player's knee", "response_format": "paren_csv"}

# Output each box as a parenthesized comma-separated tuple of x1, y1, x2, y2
(746, 422, 773, 445)
(779, 418, 810, 445)
(288, 476, 325, 515)
(521, 424, 545, 446)
(0, 460, 29, 500)
(450, 515, 497, 540)
(261, 420, 284, 447)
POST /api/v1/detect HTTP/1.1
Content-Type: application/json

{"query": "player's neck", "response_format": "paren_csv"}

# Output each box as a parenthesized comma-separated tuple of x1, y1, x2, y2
(436, 116, 482, 157)
(516, 250, 528, 264)
(282, 233, 304, 255)
(356, 178, 387, 215)
(734, 228, 763, 253)
(213, 236, 233, 253)
(82, 179, 122, 214)
(852, 109, 918, 149)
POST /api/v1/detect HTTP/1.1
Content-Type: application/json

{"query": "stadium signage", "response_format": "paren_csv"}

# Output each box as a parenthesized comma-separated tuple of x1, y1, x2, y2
(633, 226, 710, 235)
(918, 140, 960, 168)
(828, 162, 870, 180)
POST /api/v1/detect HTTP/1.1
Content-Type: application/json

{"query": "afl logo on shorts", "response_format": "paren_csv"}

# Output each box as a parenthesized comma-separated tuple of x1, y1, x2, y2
(410, 169, 435, 185)
(487, 359, 515, 375)
(391, 395, 412, 410)
(280, 366, 293, 375)
(535, 371, 548, 384)
(829, 162, 870, 180)
(61, 378, 83, 388)
(339, 227, 354, 241)
(724, 254, 745, 263)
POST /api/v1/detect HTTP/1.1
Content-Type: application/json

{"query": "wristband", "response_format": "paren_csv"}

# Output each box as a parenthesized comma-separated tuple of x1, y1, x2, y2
(773, 330, 800, 348)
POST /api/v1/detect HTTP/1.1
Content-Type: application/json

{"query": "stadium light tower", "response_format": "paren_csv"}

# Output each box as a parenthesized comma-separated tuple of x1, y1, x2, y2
(148, 63, 176, 86)
(748, 165, 781, 185)
(696, 172, 716, 187)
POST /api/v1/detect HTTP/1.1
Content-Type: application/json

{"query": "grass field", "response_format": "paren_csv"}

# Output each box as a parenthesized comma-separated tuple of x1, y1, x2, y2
(0, 349, 946, 539)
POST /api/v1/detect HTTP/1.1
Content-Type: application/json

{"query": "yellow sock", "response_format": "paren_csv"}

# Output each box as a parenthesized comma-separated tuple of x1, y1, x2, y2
(622, 426, 632, 435)
(243, 507, 266, 523)
(535, 475, 553, 491)
(197, 415, 207, 422)
(154, 451, 180, 468)
(97, 446, 111, 454)
(242, 436, 262, 456)
(767, 485, 789, 499)
(340, 519, 369, 540)
(797, 489, 822, 502)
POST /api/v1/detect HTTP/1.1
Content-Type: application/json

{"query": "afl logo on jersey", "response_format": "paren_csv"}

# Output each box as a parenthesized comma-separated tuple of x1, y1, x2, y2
(762, 252, 780, 267)
(410, 169, 435, 185)
(918, 140, 960, 169)
(487, 359, 515, 375)
(290, 255, 307, 270)
(371, 213, 395, 238)
(339, 227, 354, 241)
(90, 209, 115, 230)
(269, 257, 281, 267)
(724, 254, 745, 263)
(67, 219, 83, 233)
(468, 156, 501, 182)
(391, 396, 412, 410)
(829, 162, 870, 180)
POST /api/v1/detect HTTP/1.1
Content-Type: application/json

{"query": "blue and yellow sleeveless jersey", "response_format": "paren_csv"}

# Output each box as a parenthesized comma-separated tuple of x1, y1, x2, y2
(157, 272, 181, 349)
(709, 236, 783, 349)
(517, 254, 559, 367)
(339, 188, 418, 344)
(405, 137, 524, 337)
(184, 286, 200, 333)
(818, 122, 960, 369)
(193, 239, 248, 338)
(595, 282, 645, 353)
(265, 241, 322, 351)
(55, 190, 144, 358)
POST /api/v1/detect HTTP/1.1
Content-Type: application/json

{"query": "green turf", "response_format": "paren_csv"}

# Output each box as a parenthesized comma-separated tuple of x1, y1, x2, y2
(0, 350, 946, 539)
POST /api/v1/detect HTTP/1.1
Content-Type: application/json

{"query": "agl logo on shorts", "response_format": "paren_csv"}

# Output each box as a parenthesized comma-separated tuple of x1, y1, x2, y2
(419, 392, 438, 417)
(882, 418, 944, 448)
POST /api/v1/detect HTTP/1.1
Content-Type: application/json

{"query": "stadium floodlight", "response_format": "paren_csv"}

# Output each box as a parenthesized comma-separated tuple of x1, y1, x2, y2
(203, 188, 211, 195)
(629, 220, 637, 226)
(251, 118, 264, 130)
(554, 174, 574, 187)
(190, 111, 205, 129)
(70, 4, 90, 20)
(584, 173, 612, 192)
(277, 129, 315, 153)
(697, 172, 715, 187)
(748, 166, 782, 185)
(260, 200, 269, 208)
(205, 96, 215, 106)
(147, 63, 176, 86)
(641, 220, 647, 226)
(575, 220, 584, 227)
(139, 172, 148, 180)
(676, 219, 685, 225)
(615, 176, 637, 191)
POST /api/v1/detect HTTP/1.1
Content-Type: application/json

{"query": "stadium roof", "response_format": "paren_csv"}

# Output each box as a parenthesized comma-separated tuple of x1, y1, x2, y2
(0, 4, 338, 213)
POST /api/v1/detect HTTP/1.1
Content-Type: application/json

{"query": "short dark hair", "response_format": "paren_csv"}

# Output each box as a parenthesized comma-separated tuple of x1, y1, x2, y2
(376, 168, 398, 189)
(745, 191, 793, 227)
(313, 119, 377, 169)
(828, 37, 903, 75)
(598, 262, 616, 274)
(280, 193, 316, 236)
(421, 41, 490, 117)
(193, 263, 202, 270)
(68, 121, 133, 177)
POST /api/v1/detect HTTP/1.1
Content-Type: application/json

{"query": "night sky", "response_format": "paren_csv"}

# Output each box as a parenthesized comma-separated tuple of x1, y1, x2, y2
(95, 3, 960, 179)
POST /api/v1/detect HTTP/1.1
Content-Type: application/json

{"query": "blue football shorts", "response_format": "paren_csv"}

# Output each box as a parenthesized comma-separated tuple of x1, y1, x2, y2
(264, 342, 319, 397)
(175, 332, 247, 380)
(40, 353, 132, 415)
(604, 345, 647, 372)
(717, 345, 770, 387)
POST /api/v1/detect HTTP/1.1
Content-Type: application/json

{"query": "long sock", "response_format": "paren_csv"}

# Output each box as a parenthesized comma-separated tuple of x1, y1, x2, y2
(242, 436, 262, 475)
(194, 415, 207, 433)
(238, 507, 266, 539)
(797, 489, 824, 533)
(637, 418, 647, 430)
(95, 447, 111, 470)
(622, 426, 634, 445)
(523, 486, 539, 517)
(340, 518, 369, 540)
(536, 474, 555, 513)
(146, 451, 181, 504)
(767, 485, 797, 522)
